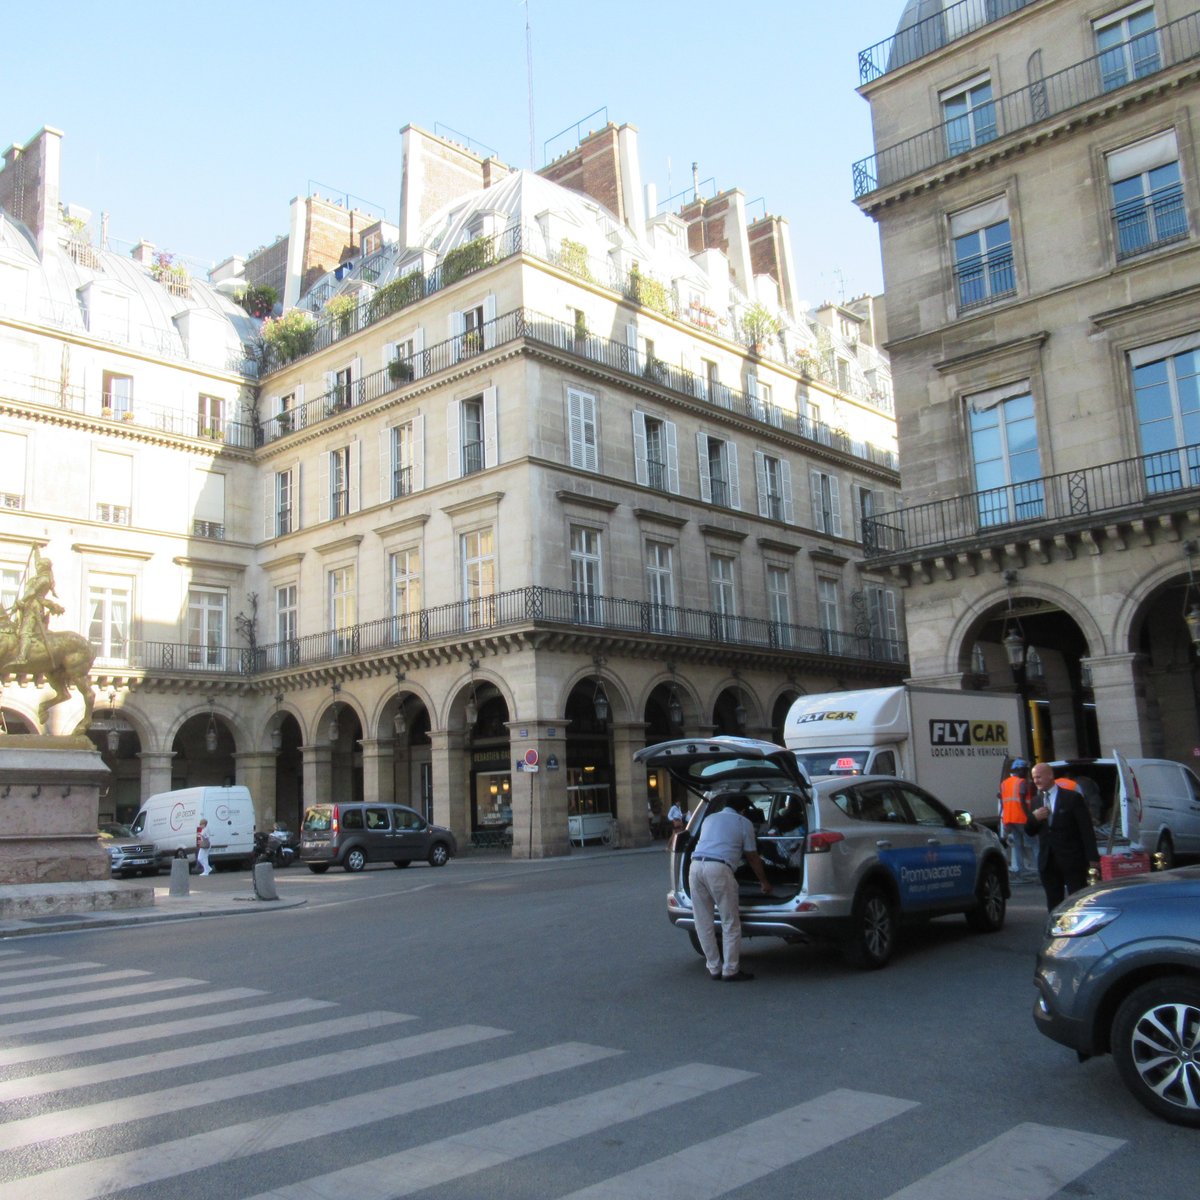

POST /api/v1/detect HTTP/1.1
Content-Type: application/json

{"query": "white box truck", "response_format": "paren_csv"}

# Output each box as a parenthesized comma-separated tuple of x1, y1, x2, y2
(783, 685, 1023, 826)
(130, 785, 256, 869)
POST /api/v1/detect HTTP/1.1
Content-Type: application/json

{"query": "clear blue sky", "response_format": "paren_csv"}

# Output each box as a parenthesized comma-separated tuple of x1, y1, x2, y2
(8, 0, 907, 308)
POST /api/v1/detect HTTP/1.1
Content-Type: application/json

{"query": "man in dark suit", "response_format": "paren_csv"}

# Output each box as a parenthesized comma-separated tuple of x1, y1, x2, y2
(1025, 761, 1100, 911)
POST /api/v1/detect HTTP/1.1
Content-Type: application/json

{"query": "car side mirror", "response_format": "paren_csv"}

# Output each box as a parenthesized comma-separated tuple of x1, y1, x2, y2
(954, 810, 973, 828)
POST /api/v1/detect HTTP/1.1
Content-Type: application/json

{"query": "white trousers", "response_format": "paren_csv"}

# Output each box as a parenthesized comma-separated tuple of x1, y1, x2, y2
(689, 858, 742, 976)
(197, 846, 211, 874)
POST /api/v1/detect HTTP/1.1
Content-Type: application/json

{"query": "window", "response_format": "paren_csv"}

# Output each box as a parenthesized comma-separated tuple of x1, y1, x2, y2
(570, 526, 603, 624)
(390, 548, 422, 639)
(866, 585, 901, 662)
(102, 371, 133, 417)
(767, 565, 793, 647)
(332, 366, 354, 411)
(950, 197, 1015, 309)
(267, 468, 295, 538)
(328, 447, 351, 519)
(88, 576, 131, 664)
(967, 384, 1044, 526)
(941, 75, 997, 156)
(328, 566, 356, 654)
(703, 359, 724, 405)
(754, 451, 793, 522)
(0, 430, 26, 510)
(697, 434, 741, 508)
(709, 552, 737, 638)
(645, 540, 675, 633)
(1107, 131, 1187, 259)
(1094, 3, 1160, 92)
(462, 304, 484, 356)
(197, 394, 224, 437)
(191, 469, 225, 539)
(568, 388, 598, 472)
(275, 584, 298, 666)
(448, 388, 497, 480)
(1130, 337, 1200, 493)
(633, 411, 679, 493)
(462, 528, 496, 627)
(94, 449, 132, 526)
(809, 470, 842, 536)
(385, 418, 424, 499)
(818, 577, 841, 649)
(187, 587, 227, 669)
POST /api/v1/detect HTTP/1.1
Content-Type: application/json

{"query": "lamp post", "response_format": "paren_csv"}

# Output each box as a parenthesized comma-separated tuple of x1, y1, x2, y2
(1002, 570, 1032, 760)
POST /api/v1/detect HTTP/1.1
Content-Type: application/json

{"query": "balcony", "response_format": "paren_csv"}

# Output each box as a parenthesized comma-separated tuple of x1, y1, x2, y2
(1113, 184, 1188, 260)
(858, 0, 1039, 84)
(97, 584, 906, 680)
(853, 10, 1200, 199)
(862, 440, 1200, 563)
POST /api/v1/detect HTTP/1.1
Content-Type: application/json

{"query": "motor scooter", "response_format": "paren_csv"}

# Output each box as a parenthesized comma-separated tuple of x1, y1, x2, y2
(253, 826, 299, 868)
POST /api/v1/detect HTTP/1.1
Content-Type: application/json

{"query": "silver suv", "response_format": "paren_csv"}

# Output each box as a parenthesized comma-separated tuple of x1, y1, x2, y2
(635, 736, 1010, 969)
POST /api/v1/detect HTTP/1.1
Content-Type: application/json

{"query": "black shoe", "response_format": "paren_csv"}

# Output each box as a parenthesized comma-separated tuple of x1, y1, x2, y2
(722, 970, 755, 982)
(709, 971, 722, 981)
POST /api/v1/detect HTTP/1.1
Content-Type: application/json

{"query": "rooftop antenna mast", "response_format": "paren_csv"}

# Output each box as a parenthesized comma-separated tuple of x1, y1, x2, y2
(524, 0, 535, 170)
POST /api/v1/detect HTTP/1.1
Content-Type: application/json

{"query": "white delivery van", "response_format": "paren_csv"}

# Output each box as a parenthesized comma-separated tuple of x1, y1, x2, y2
(130, 786, 256, 869)
(783, 685, 1023, 826)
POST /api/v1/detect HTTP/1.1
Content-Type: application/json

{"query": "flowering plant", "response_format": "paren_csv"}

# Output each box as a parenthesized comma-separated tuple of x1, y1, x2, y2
(150, 251, 189, 282)
(238, 284, 278, 319)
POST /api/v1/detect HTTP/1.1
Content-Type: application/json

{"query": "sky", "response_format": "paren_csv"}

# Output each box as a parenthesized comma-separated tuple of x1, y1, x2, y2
(7, 0, 908, 309)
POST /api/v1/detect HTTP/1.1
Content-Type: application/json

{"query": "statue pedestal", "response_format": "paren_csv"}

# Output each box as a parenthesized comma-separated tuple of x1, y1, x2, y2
(0, 735, 114, 884)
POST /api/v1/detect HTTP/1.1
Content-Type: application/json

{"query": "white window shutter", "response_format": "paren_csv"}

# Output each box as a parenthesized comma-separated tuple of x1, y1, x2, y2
(755, 451, 769, 518)
(380, 427, 392, 502)
(829, 476, 842, 537)
(450, 311, 465, 363)
(319, 453, 330, 523)
(348, 442, 360, 513)
(569, 390, 584, 469)
(412, 414, 425, 492)
(412, 327, 425, 379)
(352, 356, 363, 403)
(780, 460, 794, 524)
(626, 322, 639, 372)
(447, 403, 461, 480)
(851, 483, 865, 542)
(483, 385, 498, 468)
(726, 440, 741, 510)
(383, 342, 396, 373)
(293, 464, 301, 531)
(665, 420, 679, 494)
(584, 393, 598, 471)
(810, 470, 825, 533)
(263, 475, 275, 539)
(483, 294, 497, 348)
(697, 432, 712, 504)
(632, 411, 649, 486)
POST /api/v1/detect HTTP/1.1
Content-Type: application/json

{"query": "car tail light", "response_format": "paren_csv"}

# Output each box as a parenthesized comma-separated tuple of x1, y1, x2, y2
(806, 830, 845, 853)
(331, 805, 339, 833)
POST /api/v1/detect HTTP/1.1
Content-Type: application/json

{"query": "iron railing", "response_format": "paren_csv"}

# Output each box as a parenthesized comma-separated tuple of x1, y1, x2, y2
(858, 0, 1038, 84)
(99, 584, 905, 678)
(863, 439, 1200, 557)
(853, 11, 1200, 198)
(1113, 185, 1188, 260)
(954, 246, 1016, 310)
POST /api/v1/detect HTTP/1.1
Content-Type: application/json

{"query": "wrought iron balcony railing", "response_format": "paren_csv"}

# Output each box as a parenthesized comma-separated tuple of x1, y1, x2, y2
(863, 439, 1200, 558)
(858, 0, 1038, 84)
(853, 10, 1200, 199)
(99, 584, 906, 679)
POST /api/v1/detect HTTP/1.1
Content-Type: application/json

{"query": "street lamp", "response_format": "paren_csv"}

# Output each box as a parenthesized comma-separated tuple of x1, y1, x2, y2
(270, 693, 283, 751)
(592, 656, 609, 722)
(105, 688, 120, 755)
(1183, 540, 1200, 650)
(204, 697, 218, 755)
(1001, 570, 1031, 758)
(464, 660, 479, 729)
(393, 670, 407, 737)
(327, 683, 341, 744)
(666, 662, 683, 728)
(731, 670, 747, 731)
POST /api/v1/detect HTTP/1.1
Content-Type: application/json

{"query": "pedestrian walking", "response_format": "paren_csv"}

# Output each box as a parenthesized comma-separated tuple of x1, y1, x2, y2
(196, 818, 213, 876)
(688, 793, 772, 981)
(999, 759, 1037, 880)
(1025, 761, 1098, 911)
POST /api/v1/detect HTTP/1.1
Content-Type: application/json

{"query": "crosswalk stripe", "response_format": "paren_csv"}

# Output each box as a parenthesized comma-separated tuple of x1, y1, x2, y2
(0, 987, 266, 1041)
(0, 1022, 510, 1149)
(0, 969, 149, 998)
(0, 1041, 622, 1200)
(555, 1087, 919, 1200)
(238, 1062, 757, 1200)
(0, 1007, 409, 1101)
(0, 977, 204, 1019)
(881, 1122, 1125, 1200)
(0, 963, 102, 981)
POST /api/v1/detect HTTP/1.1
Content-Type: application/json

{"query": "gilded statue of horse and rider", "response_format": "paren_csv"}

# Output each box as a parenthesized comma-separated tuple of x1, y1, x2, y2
(0, 548, 96, 733)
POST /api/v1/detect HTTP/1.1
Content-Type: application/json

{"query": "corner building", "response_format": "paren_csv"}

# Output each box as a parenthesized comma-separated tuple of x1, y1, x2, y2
(1, 121, 902, 856)
(854, 0, 1200, 783)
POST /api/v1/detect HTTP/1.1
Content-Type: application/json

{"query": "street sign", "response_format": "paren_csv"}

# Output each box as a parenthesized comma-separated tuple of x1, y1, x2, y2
(523, 749, 539, 767)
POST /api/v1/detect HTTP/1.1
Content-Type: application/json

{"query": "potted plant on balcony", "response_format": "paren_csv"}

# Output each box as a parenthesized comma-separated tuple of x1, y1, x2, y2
(742, 303, 780, 354)
(260, 310, 317, 366)
(388, 357, 415, 384)
(237, 283, 278, 319)
(150, 251, 190, 296)
(325, 294, 357, 340)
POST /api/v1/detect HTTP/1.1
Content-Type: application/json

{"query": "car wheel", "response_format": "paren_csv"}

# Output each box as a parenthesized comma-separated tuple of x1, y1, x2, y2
(846, 886, 896, 970)
(1112, 978, 1200, 1128)
(344, 847, 368, 873)
(427, 842, 451, 867)
(966, 862, 1007, 932)
(1156, 831, 1176, 871)
(687, 928, 723, 958)
(393, 860, 412, 868)
(307, 863, 329, 874)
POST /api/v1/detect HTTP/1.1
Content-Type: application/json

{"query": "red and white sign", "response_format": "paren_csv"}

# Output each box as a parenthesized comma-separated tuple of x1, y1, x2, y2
(523, 749, 539, 767)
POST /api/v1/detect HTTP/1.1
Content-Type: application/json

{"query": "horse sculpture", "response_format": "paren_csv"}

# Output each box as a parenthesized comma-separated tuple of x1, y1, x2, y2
(0, 624, 97, 733)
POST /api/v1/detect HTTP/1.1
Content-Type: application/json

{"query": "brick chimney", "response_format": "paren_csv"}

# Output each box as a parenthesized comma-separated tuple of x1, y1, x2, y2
(537, 122, 645, 233)
(748, 214, 800, 318)
(0, 126, 64, 257)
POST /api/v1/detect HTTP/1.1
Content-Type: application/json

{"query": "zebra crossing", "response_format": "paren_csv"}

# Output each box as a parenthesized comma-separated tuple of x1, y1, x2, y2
(0, 948, 1126, 1199)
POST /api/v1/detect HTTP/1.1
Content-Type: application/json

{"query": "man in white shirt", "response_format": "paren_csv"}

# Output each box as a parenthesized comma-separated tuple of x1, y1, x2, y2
(688, 793, 772, 981)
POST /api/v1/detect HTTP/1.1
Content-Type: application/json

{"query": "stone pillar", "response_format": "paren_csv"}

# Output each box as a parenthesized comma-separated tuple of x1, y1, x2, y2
(302, 742, 332, 817)
(428, 728, 468, 838)
(1036, 647, 1079, 759)
(507, 719, 570, 859)
(235, 752, 277, 827)
(359, 738, 390, 804)
(611, 721, 650, 848)
(1083, 652, 1158, 757)
(137, 751, 176, 801)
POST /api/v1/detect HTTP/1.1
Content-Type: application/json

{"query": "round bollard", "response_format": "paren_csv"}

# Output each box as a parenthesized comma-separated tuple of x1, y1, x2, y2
(168, 856, 191, 896)
(253, 859, 279, 901)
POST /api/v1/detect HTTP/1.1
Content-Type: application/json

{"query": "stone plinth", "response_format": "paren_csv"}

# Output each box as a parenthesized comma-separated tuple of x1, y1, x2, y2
(0, 735, 112, 884)
(0, 880, 154, 920)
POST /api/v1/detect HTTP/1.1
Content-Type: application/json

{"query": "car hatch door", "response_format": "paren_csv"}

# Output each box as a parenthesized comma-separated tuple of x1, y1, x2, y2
(1113, 749, 1143, 849)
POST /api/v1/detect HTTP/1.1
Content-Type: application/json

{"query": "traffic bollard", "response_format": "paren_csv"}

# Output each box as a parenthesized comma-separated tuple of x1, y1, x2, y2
(253, 859, 279, 901)
(169, 856, 190, 896)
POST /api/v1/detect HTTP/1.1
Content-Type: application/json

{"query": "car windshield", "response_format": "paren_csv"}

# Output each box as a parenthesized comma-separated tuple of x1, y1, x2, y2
(99, 822, 132, 838)
(302, 806, 333, 832)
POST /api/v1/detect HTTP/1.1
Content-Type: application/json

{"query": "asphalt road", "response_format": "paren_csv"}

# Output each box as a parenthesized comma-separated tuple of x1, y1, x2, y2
(0, 850, 1193, 1199)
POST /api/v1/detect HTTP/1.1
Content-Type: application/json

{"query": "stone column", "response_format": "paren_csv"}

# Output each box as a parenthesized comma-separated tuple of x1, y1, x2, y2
(302, 742, 332, 817)
(136, 751, 176, 801)
(1083, 652, 1158, 756)
(610, 721, 650, 848)
(234, 752, 277, 827)
(428, 728, 468, 838)
(359, 738, 390, 804)
(507, 719, 570, 859)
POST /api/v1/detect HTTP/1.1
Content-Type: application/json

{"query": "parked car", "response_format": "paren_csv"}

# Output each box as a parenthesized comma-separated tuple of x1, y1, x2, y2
(634, 736, 1010, 969)
(97, 822, 158, 878)
(1032, 866, 1200, 1128)
(299, 802, 457, 872)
